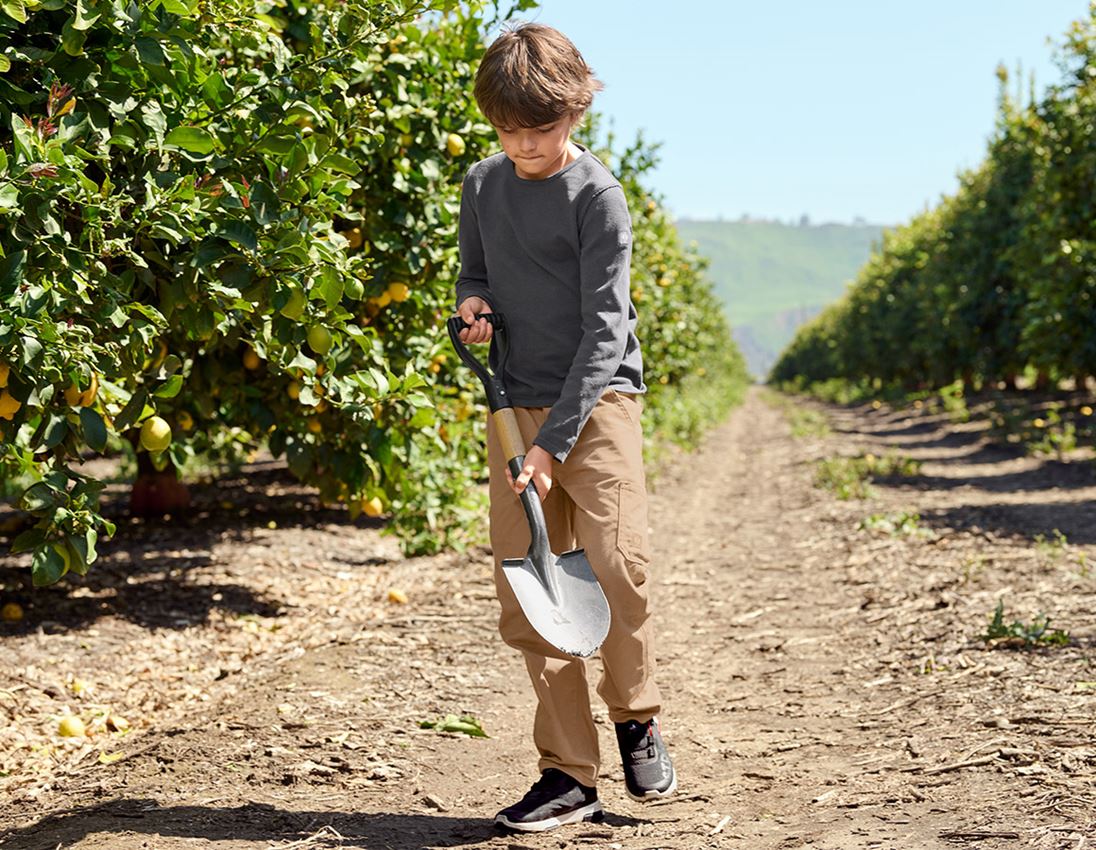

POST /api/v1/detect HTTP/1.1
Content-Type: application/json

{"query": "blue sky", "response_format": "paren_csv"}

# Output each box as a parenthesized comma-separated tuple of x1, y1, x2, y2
(495, 1, 1087, 225)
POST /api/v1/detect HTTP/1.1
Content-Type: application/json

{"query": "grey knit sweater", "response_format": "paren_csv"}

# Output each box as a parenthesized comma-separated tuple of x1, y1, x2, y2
(454, 144, 645, 463)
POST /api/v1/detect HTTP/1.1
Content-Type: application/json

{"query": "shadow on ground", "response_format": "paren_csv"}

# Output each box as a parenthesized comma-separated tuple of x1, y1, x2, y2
(0, 799, 642, 850)
(0, 460, 389, 636)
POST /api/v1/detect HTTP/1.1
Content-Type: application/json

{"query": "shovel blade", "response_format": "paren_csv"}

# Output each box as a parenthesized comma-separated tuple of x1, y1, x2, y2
(501, 548, 611, 658)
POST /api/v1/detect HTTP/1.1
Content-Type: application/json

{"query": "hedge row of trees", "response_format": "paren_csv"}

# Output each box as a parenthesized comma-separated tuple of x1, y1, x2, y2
(0, 0, 747, 585)
(771, 9, 1095, 395)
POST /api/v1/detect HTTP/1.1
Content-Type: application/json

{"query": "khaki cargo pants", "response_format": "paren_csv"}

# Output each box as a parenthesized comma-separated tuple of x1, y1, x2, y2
(486, 388, 663, 788)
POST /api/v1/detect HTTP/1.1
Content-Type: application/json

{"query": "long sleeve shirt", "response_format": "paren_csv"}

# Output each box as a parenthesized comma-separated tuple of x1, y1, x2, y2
(454, 144, 646, 463)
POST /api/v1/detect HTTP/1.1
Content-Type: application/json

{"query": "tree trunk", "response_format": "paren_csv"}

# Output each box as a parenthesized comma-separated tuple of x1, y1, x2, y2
(128, 439, 191, 517)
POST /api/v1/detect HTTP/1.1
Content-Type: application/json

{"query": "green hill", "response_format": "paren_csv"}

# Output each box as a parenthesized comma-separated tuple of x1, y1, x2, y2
(675, 218, 885, 378)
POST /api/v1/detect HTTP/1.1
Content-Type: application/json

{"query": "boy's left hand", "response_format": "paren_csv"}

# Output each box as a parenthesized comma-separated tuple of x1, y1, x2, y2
(507, 444, 554, 499)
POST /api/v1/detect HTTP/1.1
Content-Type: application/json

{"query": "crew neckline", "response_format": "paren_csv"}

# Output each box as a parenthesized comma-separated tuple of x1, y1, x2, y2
(508, 143, 589, 184)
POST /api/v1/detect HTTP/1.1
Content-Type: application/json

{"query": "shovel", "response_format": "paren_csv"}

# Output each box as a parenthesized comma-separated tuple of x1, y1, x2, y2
(447, 312, 611, 658)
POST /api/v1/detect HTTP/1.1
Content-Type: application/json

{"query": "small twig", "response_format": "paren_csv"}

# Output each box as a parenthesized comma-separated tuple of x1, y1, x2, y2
(921, 752, 1000, 776)
(938, 829, 1020, 840)
(709, 815, 732, 835)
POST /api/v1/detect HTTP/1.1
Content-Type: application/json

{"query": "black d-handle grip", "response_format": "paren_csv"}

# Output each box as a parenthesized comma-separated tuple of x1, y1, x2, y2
(446, 312, 512, 412)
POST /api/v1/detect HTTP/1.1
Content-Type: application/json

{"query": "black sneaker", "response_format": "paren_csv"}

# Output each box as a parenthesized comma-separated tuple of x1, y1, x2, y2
(495, 768, 603, 832)
(615, 716, 677, 801)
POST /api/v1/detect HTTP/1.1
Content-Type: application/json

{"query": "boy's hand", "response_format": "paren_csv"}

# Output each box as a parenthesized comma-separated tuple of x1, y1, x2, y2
(507, 444, 553, 499)
(457, 296, 494, 344)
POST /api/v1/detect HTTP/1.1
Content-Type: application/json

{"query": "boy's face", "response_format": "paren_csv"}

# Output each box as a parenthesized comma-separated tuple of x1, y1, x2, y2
(494, 112, 581, 180)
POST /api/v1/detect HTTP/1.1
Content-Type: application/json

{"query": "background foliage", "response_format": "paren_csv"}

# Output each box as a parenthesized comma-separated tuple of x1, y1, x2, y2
(771, 8, 1096, 397)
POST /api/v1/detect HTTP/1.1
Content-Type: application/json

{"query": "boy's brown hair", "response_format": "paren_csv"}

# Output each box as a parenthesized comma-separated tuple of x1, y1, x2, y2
(474, 23, 603, 129)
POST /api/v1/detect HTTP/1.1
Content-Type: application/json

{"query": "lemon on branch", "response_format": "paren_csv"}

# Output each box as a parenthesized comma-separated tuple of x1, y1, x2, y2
(140, 416, 172, 452)
(0, 363, 8, 388)
(307, 325, 332, 355)
(0, 390, 21, 420)
(243, 349, 260, 370)
(177, 410, 195, 431)
(387, 282, 410, 302)
(446, 133, 465, 156)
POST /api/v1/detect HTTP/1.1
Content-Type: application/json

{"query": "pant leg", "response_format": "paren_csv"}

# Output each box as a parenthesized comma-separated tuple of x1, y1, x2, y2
(486, 407, 601, 788)
(554, 389, 663, 724)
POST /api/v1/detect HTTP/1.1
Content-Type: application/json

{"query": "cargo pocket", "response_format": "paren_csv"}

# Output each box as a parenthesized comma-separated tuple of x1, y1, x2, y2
(615, 480, 651, 583)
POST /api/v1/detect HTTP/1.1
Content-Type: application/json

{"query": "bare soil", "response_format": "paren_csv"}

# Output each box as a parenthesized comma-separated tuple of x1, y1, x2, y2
(1, 387, 1094, 850)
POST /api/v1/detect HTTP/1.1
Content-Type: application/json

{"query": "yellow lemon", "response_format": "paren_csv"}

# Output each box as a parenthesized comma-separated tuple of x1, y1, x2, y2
(0, 363, 8, 388)
(80, 373, 99, 407)
(387, 588, 408, 604)
(446, 133, 466, 157)
(375, 291, 392, 308)
(58, 715, 86, 738)
(387, 282, 410, 302)
(1033, 418, 1046, 428)
(1082, 406, 1093, 416)
(0, 390, 21, 420)
(64, 383, 84, 406)
(1, 602, 23, 622)
(139, 416, 172, 452)
(362, 496, 384, 517)
(343, 227, 364, 250)
(307, 418, 323, 434)
(177, 410, 194, 431)
(243, 349, 260, 370)
(307, 325, 332, 355)
(287, 381, 301, 400)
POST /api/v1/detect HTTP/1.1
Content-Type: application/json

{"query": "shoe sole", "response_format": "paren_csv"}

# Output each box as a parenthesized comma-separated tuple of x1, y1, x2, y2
(495, 801, 604, 833)
(626, 767, 678, 802)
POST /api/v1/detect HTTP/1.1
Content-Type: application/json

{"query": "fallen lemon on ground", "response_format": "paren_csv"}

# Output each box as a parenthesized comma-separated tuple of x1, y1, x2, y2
(387, 588, 408, 604)
(139, 416, 172, 452)
(1, 602, 24, 622)
(362, 496, 384, 517)
(58, 715, 86, 738)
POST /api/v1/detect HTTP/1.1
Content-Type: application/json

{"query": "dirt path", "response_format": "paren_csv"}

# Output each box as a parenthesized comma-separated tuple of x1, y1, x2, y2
(2, 387, 1094, 849)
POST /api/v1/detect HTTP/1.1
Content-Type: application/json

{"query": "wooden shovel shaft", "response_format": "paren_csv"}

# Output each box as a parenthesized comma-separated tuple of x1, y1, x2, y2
(492, 408, 527, 463)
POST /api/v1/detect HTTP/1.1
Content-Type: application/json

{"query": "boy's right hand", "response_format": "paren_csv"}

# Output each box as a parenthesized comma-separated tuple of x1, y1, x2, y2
(457, 296, 494, 344)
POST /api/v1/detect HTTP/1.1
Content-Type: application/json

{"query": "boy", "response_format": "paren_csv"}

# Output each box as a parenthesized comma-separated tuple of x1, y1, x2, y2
(453, 23, 676, 833)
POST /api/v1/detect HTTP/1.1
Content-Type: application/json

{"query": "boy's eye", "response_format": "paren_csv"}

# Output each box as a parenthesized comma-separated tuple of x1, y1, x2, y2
(536, 124, 556, 133)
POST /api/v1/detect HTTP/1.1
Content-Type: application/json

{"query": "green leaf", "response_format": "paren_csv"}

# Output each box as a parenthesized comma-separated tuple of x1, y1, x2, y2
(221, 220, 257, 252)
(1, 0, 26, 23)
(80, 407, 107, 452)
(135, 36, 166, 66)
(10, 526, 46, 554)
(0, 55, 10, 74)
(72, 0, 100, 30)
(152, 374, 183, 398)
(113, 387, 148, 433)
(164, 126, 214, 155)
(32, 545, 68, 587)
(321, 152, 360, 176)
(20, 481, 61, 512)
(0, 183, 17, 209)
(160, 0, 196, 15)
(316, 267, 343, 309)
(61, 16, 88, 56)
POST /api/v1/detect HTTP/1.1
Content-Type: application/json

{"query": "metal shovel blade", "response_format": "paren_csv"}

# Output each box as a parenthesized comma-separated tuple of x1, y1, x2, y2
(501, 548, 611, 658)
